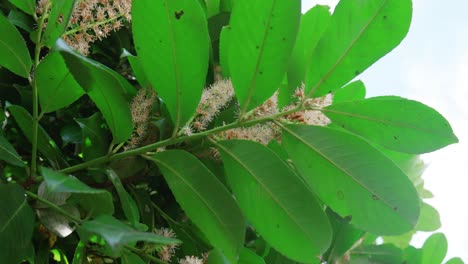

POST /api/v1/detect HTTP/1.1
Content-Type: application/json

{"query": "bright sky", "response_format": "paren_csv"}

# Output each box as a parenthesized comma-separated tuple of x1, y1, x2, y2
(302, 0, 468, 261)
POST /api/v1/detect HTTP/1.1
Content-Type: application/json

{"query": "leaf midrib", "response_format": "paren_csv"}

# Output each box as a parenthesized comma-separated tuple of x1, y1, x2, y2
(216, 141, 319, 245)
(0, 37, 30, 77)
(153, 157, 238, 246)
(0, 136, 23, 165)
(322, 108, 455, 139)
(308, 0, 388, 97)
(0, 198, 27, 233)
(281, 125, 411, 224)
(241, 0, 277, 114)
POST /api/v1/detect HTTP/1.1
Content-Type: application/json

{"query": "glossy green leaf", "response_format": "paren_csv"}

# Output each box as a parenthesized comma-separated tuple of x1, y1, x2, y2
(206, 0, 220, 18)
(36, 182, 79, 237)
(7, 0, 35, 15)
(239, 248, 266, 264)
(382, 231, 414, 249)
(7, 104, 65, 167)
(80, 215, 179, 251)
(150, 150, 245, 261)
(0, 13, 32, 78)
(421, 233, 447, 264)
(281, 125, 420, 235)
(219, 25, 231, 77)
(332, 80, 366, 103)
(41, 167, 114, 216)
(121, 50, 150, 88)
(217, 140, 332, 262)
(43, 0, 76, 46)
(206, 248, 230, 264)
(323, 96, 458, 153)
(228, 0, 301, 113)
(36, 52, 85, 113)
(446, 258, 464, 264)
(0, 133, 25, 167)
(55, 39, 134, 143)
(306, 0, 412, 96)
(133, 0, 210, 132)
(121, 250, 145, 264)
(416, 202, 441, 232)
(7, 10, 34, 32)
(350, 244, 404, 264)
(287, 5, 331, 95)
(75, 113, 109, 162)
(404, 246, 422, 264)
(325, 210, 364, 262)
(0, 184, 35, 263)
(71, 241, 86, 264)
(264, 248, 305, 264)
(106, 169, 140, 227)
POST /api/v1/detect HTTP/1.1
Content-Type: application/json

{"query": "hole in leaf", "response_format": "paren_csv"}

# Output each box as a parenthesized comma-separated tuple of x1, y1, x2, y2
(175, 10, 184, 20)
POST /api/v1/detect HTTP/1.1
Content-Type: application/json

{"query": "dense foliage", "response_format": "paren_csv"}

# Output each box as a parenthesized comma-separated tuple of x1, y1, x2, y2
(0, 0, 463, 263)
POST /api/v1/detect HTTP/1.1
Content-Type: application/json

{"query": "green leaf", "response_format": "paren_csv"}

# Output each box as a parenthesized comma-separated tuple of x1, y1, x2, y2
(219, 25, 231, 77)
(416, 202, 441, 232)
(332, 80, 366, 103)
(36, 52, 85, 113)
(43, 0, 76, 47)
(7, 10, 34, 32)
(281, 125, 420, 235)
(306, 0, 412, 96)
(404, 246, 422, 264)
(382, 231, 414, 249)
(132, 0, 210, 132)
(325, 210, 364, 262)
(206, 0, 220, 18)
(287, 5, 331, 97)
(121, 250, 145, 264)
(446, 258, 464, 264)
(264, 248, 305, 264)
(0, 133, 25, 167)
(0, 183, 35, 263)
(106, 169, 140, 227)
(121, 50, 150, 88)
(228, 0, 301, 113)
(75, 113, 110, 162)
(421, 233, 447, 264)
(60, 124, 82, 146)
(216, 140, 332, 262)
(206, 248, 230, 264)
(71, 241, 86, 264)
(36, 182, 80, 237)
(80, 215, 180, 251)
(0, 13, 32, 78)
(41, 167, 114, 216)
(350, 244, 404, 264)
(150, 150, 245, 262)
(323, 96, 458, 153)
(7, 0, 35, 15)
(7, 104, 66, 167)
(55, 39, 135, 143)
(239, 248, 266, 264)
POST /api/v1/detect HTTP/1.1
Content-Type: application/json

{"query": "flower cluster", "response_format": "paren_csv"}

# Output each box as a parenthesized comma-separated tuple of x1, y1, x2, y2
(179, 256, 204, 264)
(153, 228, 178, 262)
(36, 0, 132, 55)
(193, 79, 235, 132)
(283, 85, 333, 126)
(126, 88, 156, 150)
